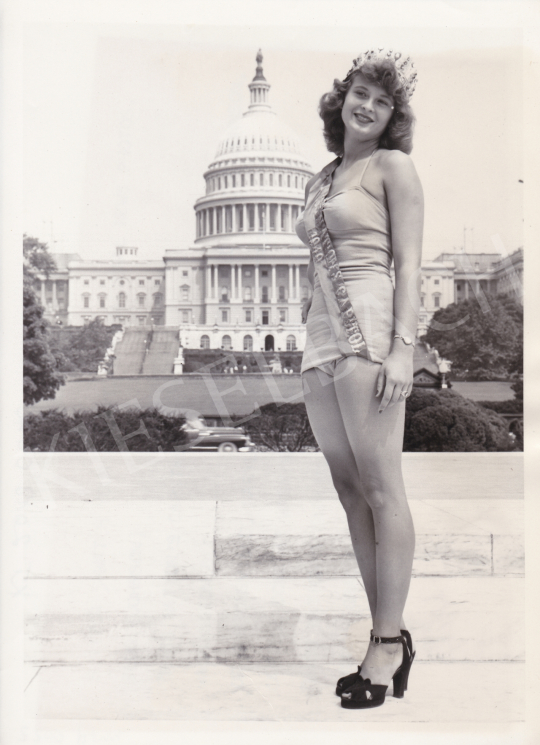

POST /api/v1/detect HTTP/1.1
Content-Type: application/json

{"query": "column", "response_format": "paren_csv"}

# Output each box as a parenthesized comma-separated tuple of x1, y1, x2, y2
(231, 204, 236, 233)
(254, 264, 259, 303)
(205, 265, 211, 301)
(231, 263, 236, 300)
(288, 263, 293, 300)
(271, 264, 277, 302)
(295, 264, 300, 299)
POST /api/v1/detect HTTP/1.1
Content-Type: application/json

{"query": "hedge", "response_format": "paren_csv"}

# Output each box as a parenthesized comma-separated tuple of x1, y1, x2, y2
(24, 406, 188, 452)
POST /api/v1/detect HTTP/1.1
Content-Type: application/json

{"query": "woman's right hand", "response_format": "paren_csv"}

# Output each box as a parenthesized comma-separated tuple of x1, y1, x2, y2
(301, 297, 312, 324)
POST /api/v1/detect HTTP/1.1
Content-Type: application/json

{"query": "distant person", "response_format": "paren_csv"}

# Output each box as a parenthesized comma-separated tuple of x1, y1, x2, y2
(297, 49, 422, 710)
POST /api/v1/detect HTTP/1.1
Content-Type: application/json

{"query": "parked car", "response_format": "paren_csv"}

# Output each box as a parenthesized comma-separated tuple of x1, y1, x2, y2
(181, 416, 254, 452)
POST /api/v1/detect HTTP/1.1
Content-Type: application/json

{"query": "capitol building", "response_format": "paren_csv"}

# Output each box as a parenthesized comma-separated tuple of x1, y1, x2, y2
(35, 51, 523, 357)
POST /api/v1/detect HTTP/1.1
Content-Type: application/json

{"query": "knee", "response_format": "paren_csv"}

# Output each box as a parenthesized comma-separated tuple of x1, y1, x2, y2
(331, 472, 363, 513)
(359, 470, 403, 512)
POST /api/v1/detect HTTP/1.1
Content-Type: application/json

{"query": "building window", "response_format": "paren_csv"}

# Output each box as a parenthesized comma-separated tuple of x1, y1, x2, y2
(278, 285, 286, 301)
(225, 205, 233, 232)
(245, 309, 252, 322)
(261, 287, 269, 303)
(281, 205, 288, 231)
(286, 334, 296, 351)
(221, 309, 229, 323)
(224, 176, 228, 188)
(420, 294, 425, 307)
(119, 292, 126, 308)
(258, 204, 265, 231)
(182, 270, 188, 277)
(99, 294, 106, 309)
(434, 279, 440, 285)
(138, 316, 146, 326)
(250, 173, 254, 186)
(200, 335, 210, 349)
(221, 286, 229, 302)
(433, 294, 440, 308)
(295, 176, 298, 188)
(301, 285, 308, 300)
(232, 175, 236, 187)
(155, 279, 160, 285)
(262, 309, 269, 325)
(139, 279, 145, 285)
(243, 334, 253, 352)
(457, 283, 462, 291)
(243, 286, 252, 301)
(291, 205, 299, 223)
(241, 174, 245, 187)
(100, 279, 105, 285)
(222, 335, 232, 350)
(84, 279, 89, 285)
(120, 280, 125, 285)
(261, 269, 268, 277)
(181, 285, 190, 301)
(246, 204, 255, 231)
(218, 177, 221, 190)
(235, 205, 244, 232)
(138, 293, 146, 307)
(83, 295, 90, 308)
(279, 309, 287, 323)
(153, 293, 163, 307)
(269, 204, 277, 230)
(269, 173, 273, 186)
(287, 174, 291, 187)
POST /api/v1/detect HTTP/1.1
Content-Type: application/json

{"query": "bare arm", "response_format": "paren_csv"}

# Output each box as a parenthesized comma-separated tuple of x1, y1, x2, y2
(302, 175, 318, 322)
(377, 150, 424, 411)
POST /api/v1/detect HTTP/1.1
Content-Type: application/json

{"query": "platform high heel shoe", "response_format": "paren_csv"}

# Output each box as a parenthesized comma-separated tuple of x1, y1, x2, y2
(335, 629, 414, 697)
(340, 632, 413, 709)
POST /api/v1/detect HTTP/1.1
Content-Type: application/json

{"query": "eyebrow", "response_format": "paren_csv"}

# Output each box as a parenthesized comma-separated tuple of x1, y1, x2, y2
(352, 84, 392, 101)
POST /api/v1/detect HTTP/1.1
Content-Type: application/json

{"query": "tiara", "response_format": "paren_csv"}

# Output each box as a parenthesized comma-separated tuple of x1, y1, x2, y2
(344, 48, 418, 99)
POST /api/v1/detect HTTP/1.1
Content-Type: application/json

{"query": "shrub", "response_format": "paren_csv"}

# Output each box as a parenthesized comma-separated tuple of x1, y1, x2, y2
(23, 406, 188, 452)
(238, 402, 318, 452)
(403, 388, 515, 452)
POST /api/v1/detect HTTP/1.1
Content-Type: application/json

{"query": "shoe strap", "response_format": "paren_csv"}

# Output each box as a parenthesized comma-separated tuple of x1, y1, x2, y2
(370, 629, 405, 645)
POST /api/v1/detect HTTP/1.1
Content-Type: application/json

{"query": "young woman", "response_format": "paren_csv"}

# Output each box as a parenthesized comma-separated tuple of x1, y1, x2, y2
(296, 49, 423, 710)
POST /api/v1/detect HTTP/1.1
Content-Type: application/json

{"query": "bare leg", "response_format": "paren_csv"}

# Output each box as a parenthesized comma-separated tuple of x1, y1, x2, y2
(333, 355, 415, 685)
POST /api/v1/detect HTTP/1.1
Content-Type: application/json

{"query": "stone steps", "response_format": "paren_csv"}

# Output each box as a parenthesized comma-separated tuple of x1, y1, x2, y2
(25, 576, 524, 664)
(24, 499, 524, 579)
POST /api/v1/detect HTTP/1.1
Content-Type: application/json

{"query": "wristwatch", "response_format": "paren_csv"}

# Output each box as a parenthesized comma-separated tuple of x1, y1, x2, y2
(394, 334, 415, 349)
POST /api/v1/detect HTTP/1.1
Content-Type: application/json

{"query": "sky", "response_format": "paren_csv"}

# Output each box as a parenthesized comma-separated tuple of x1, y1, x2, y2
(23, 20, 524, 263)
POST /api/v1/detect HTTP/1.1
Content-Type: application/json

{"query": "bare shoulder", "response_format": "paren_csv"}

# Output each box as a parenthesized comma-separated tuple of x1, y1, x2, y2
(377, 148, 416, 175)
(378, 149, 422, 194)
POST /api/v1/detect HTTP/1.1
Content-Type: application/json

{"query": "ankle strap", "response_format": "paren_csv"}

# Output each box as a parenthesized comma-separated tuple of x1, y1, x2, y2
(370, 630, 404, 645)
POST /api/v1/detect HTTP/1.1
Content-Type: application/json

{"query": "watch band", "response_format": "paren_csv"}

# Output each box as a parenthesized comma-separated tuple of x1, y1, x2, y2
(393, 334, 415, 348)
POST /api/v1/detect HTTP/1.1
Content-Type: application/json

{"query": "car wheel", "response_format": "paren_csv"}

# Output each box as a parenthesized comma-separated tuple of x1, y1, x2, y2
(217, 442, 238, 452)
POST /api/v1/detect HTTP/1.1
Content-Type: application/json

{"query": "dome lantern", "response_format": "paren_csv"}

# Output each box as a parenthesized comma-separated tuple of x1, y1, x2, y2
(248, 49, 270, 111)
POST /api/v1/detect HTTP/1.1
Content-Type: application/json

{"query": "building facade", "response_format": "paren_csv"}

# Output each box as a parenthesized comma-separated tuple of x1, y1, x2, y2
(35, 52, 523, 347)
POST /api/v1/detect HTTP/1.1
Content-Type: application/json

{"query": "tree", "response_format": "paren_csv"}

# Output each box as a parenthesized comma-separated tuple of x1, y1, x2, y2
(23, 235, 64, 405)
(48, 319, 118, 372)
(23, 234, 57, 286)
(240, 402, 318, 451)
(422, 294, 522, 380)
(23, 284, 65, 405)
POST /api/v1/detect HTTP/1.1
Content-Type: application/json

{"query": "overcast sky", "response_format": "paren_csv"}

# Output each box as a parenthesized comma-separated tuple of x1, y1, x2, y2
(23, 21, 523, 263)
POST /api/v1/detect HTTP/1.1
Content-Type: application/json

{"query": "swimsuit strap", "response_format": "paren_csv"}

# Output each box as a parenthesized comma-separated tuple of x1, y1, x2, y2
(358, 148, 378, 188)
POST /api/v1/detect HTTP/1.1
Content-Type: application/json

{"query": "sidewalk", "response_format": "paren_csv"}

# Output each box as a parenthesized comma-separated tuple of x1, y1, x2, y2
(23, 452, 524, 724)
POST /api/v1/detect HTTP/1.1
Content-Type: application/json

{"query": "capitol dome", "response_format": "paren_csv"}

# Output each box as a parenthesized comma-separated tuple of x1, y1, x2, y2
(194, 51, 313, 247)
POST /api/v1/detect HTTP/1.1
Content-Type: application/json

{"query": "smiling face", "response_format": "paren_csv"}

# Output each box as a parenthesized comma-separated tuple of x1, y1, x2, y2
(341, 72, 395, 145)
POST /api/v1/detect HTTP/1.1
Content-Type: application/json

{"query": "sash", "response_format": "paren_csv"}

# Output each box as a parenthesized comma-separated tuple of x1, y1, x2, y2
(304, 160, 369, 358)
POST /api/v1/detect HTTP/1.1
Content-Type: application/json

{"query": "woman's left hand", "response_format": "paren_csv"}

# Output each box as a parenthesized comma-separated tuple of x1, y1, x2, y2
(376, 349, 414, 414)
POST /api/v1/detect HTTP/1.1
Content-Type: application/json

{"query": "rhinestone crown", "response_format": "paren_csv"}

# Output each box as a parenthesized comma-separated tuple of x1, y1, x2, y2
(345, 48, 418, 99)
